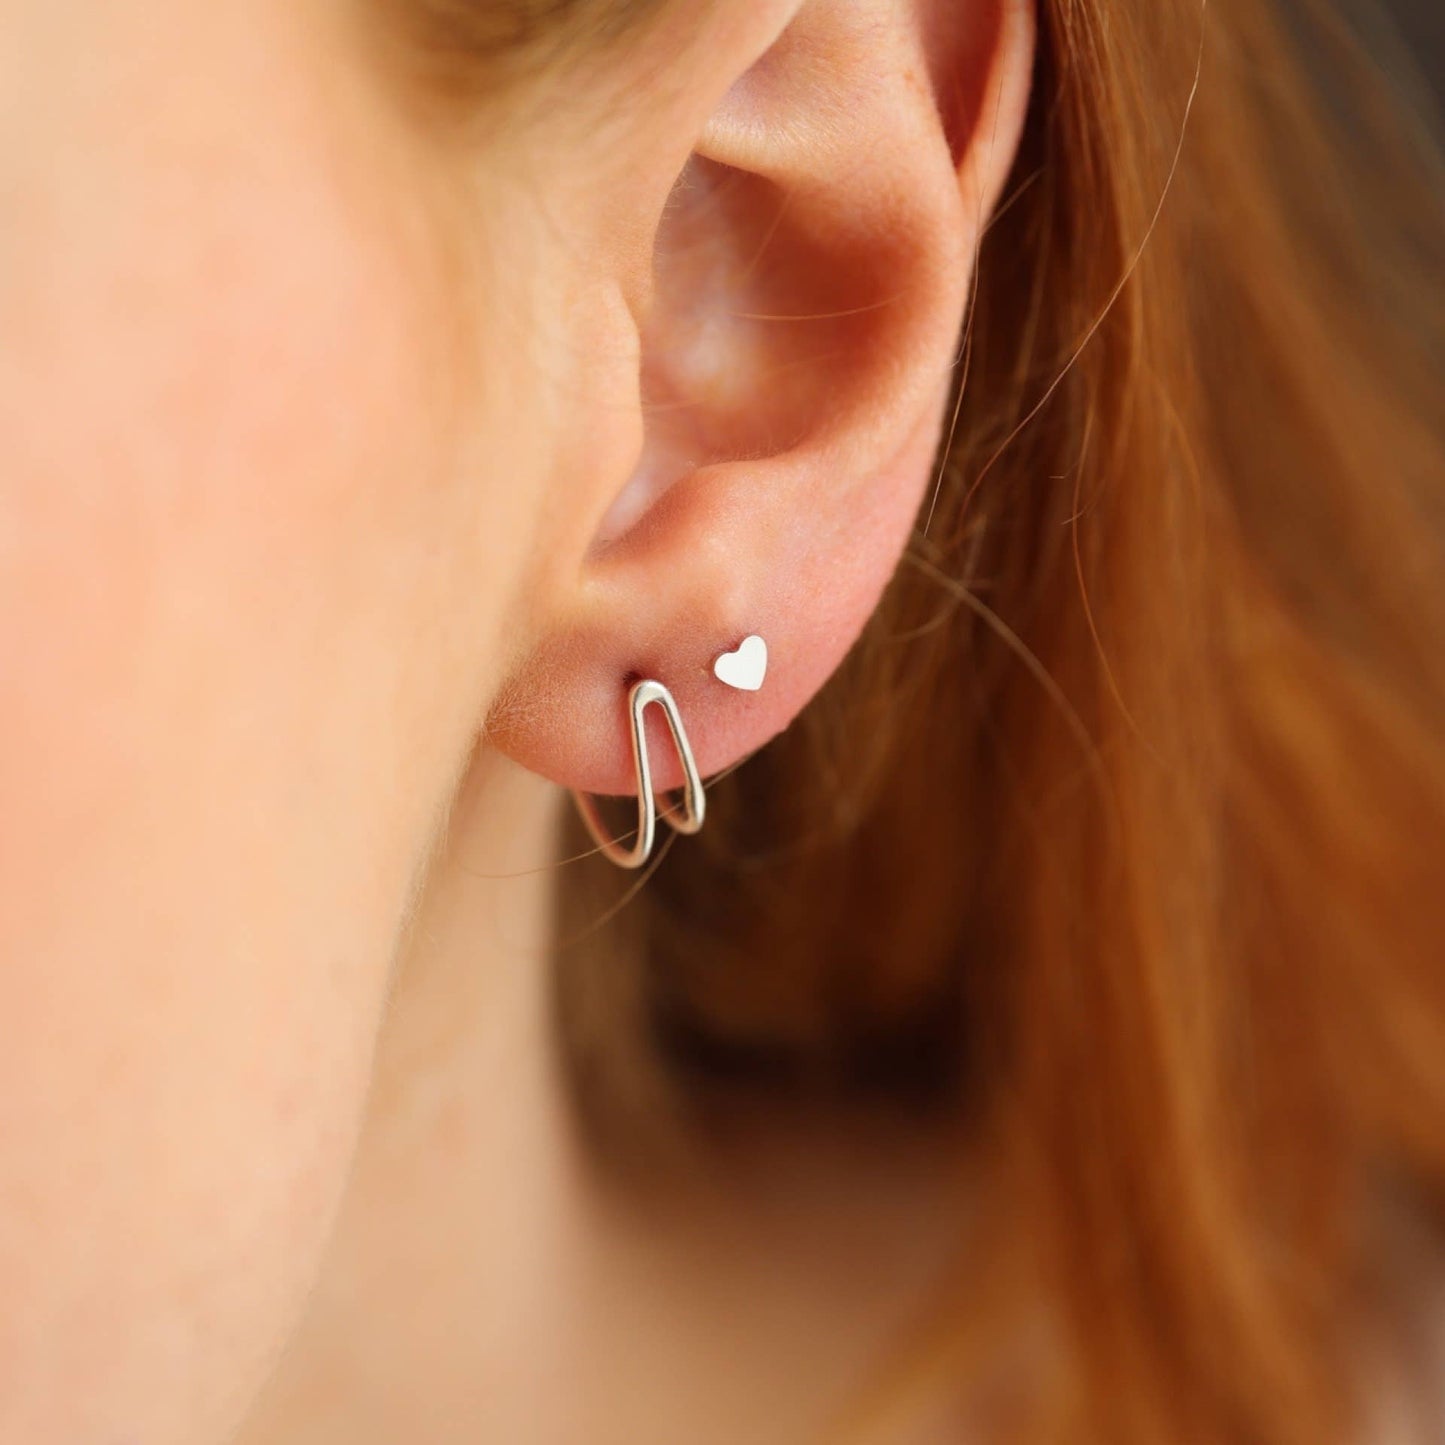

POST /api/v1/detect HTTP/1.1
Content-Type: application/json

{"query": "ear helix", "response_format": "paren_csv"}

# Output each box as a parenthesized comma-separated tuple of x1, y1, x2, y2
(572, 635, 767, 869)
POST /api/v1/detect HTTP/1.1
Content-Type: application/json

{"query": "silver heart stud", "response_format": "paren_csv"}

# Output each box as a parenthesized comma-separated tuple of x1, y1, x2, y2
(713, 634, 768, 692)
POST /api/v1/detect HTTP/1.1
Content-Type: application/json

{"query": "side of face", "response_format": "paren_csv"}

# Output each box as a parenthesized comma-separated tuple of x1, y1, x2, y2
(0, 0, 1031, 1438)
(0, 2, 574, 1437)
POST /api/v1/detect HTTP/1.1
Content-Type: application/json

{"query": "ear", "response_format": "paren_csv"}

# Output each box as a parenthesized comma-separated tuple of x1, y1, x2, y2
(488, 0, 1034, 796)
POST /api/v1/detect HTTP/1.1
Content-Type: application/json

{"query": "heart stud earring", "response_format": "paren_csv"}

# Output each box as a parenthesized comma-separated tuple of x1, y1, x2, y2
(713, 634, 768, 692)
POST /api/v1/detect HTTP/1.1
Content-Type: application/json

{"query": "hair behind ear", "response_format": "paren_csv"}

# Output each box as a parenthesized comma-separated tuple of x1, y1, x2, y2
(559, 0, 1445, 1441)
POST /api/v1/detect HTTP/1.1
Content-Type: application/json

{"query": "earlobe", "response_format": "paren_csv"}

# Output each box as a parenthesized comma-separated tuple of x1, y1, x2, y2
(488, 0, 1034, 800)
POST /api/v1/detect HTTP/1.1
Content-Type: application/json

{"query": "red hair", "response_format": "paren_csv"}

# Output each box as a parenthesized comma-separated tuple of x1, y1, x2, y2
(405, 0, 1445, 1437)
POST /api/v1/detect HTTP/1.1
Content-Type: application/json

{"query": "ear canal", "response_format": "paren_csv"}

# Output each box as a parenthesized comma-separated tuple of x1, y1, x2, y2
(573, 679, 707, 870)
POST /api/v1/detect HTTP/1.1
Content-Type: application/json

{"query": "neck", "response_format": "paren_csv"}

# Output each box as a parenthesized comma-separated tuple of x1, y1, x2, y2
(374, 747, 568, 1146)
(236, 748, 579, 1437)
(235, 749, 983, 1444)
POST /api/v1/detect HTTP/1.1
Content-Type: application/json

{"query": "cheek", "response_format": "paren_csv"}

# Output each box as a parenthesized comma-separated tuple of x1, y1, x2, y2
(0, 11, 531, 1441)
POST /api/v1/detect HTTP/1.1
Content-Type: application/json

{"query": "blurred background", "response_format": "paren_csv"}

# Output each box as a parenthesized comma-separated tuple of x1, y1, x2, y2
(1381, 0, 1442, 105)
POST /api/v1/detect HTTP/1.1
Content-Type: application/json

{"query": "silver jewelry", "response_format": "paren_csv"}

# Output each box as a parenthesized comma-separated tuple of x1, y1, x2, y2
(712, 634, 767, 692)
(573, 678, 706, 870)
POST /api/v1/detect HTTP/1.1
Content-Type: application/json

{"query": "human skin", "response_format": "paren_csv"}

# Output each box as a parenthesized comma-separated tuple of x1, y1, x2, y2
(0, 0, 1031, 1439)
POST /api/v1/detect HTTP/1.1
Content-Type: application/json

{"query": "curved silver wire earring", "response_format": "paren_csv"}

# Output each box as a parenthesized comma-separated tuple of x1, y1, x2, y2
(572, 679, 706, 870)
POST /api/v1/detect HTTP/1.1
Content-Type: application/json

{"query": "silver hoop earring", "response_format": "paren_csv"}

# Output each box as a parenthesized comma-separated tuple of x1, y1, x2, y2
(572, 679, 706, 870)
